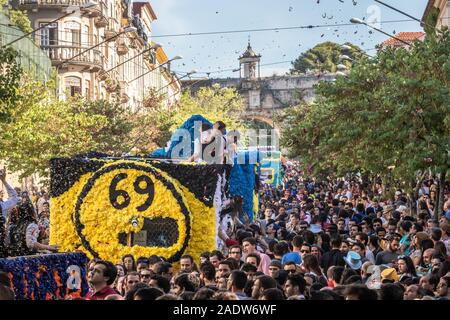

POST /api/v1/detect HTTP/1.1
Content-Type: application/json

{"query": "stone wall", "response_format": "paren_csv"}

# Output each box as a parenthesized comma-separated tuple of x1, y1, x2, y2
(183, 73, 336, 113)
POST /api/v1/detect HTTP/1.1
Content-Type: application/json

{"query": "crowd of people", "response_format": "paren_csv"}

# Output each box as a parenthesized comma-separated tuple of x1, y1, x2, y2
(1, 163, 450, 300)
(0, 170, 56, 260)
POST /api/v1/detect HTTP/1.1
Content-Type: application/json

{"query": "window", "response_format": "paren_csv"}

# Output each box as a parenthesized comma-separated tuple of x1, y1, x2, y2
(82, 25, 90, 47)
(65, 76, 82, 97)
(39, 22, 58, 46)
(64, 21, 81, 46)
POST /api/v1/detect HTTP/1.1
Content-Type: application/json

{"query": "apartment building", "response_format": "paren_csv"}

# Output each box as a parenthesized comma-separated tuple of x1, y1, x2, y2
(423, 0, 450, 29)
(16, 0, 180, 108)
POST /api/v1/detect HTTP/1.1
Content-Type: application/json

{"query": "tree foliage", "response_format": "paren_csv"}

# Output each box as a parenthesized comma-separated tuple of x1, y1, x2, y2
(1, 0, 33, 33)
(0, 47, 22, 122)
(173, 84, 247, 132)
(0, 77, 110, 178)
(291, 41, 364, 74)
(135, 84, 248, 153)
(281, 30, 450, 195)
(74, 99, 133, 155)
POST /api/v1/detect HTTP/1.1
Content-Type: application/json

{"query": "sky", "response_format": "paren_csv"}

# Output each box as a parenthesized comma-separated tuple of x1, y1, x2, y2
(149, 0, 429, 78)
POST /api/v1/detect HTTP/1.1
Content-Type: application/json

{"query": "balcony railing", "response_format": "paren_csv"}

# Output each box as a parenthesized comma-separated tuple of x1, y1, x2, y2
(18, 0, 106, 18)
(41, 45, 103, 71)
(104, 18, 120, 40)
(94, 1, 108, 27)
(19, 0, 92, 7)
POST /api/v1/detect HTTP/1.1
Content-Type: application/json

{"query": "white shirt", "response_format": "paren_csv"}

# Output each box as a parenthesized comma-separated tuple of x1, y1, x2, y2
(0, 181, 18, 219)
(204, 129, 226, 164)
(26, 222, 40, 250)
(192, 129, 212, 162)
(197, 129, 226, 164)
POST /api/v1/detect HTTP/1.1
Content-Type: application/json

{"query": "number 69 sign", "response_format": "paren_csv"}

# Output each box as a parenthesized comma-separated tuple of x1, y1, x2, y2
(72, 162, 192, 262)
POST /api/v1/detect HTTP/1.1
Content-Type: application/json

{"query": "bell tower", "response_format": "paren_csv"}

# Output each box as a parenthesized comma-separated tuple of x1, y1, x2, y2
(238, 41, 261, 80)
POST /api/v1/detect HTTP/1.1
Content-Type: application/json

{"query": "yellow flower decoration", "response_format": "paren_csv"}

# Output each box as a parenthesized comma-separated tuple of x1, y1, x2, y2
(50, 159, 218, 265)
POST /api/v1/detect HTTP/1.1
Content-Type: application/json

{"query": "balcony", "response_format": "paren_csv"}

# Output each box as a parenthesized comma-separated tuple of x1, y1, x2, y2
(18, 0, 99, 16)
(104, 18, 120, 41)
(94, 1, 108, 27)
(98, 67, 119, 83)
(105, 78, 120, 93)
(131, 16, 149, 44)
(41, 45, 103, 72)
(119, 81, 130, 103)
(116, 41, 129, 56)
(94, 16, 108, 28)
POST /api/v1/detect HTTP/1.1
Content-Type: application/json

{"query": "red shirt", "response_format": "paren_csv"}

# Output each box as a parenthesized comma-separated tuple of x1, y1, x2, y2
(85, 286, 118, 300)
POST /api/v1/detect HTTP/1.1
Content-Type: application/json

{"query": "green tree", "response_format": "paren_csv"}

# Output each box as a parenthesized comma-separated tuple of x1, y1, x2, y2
(291, 42, 364, 74)
(119, 88, 177, 154)
(0, 77, 109, 179)
(281, 30, 450, 217)
(134, 85, 248, 153)
(1, 0, 33, 33)
(0, 47, 22, 123)
(172, 84, 247, 132)
(74, 99, 134, 155)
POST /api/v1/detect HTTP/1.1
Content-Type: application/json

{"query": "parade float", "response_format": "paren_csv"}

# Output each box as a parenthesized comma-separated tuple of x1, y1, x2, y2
(48, 115, 260, 264)
(0, 115, 270, 299)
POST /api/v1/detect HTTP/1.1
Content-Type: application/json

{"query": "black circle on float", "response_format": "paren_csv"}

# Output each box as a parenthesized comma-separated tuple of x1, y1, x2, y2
(73, 162, 191, 262)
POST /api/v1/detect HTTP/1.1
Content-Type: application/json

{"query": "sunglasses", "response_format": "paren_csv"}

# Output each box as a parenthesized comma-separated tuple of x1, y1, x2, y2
(286, 269, 296, 274)
(301, 250, 310, 253)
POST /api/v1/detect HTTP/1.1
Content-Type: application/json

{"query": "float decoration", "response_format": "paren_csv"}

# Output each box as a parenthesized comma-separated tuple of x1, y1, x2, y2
(0, 252, 89, 300)
(50, 156, 228, 264)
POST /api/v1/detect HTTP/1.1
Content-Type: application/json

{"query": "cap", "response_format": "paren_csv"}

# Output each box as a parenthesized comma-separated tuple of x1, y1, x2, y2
(282, 252, 301, 266)
(381, 268, 399, 282)
(343, 251, 362, 270)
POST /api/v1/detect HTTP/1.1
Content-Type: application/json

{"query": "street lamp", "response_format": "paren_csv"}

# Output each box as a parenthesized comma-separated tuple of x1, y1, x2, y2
(2, 2, 97, 47)
(350, 17, 410, 46)
(341, 43, 373, 59)
(166, 76, 208, 103)
(101, 42, 162, 75)
(128, 55, 183, 83)
(232, 68, 241, 79)
(336, 64, 347, 71)
(156, 70, 197, 94)
(339, 54, 354, 62)
(341, 44, 353, 51)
